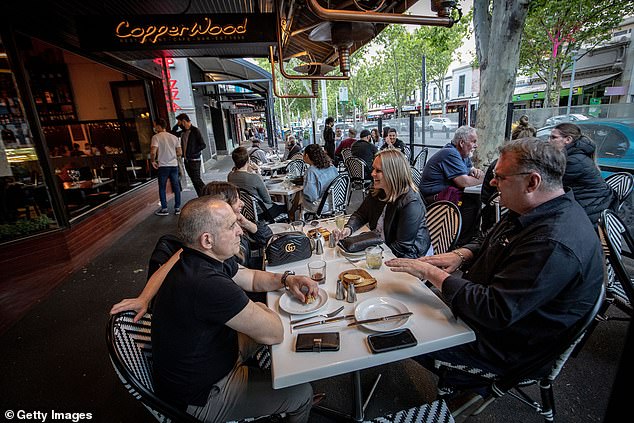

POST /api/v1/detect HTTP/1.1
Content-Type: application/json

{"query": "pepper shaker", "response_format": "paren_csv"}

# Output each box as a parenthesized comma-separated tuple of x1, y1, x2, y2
(336, 280, 346, 300)
(346, 282, 357, 303)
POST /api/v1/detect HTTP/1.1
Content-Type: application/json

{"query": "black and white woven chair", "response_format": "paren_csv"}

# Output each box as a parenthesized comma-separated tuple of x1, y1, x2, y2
(340, 147, 353, 163)
(285, 159, 307, 177)
(363, 399, 454, 423)
(433, 287, 605, 423)
(290, 152, 305, 161)
(304, 174, 350, 220)
(345, 157, 372, 199)
(598, 209, 634, 317)
(108, 311, 271, 423)
(480, 192, 509, 235)
(426, 201, 462, 254)
(239, 189, 288, 224)
(413, 148, 429, 171)
(411, 166, 422, 187)
(605, 172, 634, 211)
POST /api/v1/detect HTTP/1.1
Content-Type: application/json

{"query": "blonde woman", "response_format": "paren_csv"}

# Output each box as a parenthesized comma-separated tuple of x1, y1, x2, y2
(333, 149, 431, 258)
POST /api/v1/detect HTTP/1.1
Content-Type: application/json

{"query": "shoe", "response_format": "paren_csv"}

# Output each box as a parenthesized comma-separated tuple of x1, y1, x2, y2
(155, 208, 169, 216)
(174, 208, 181, 215)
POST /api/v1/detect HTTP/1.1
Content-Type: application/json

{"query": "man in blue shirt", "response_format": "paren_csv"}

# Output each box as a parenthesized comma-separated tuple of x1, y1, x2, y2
(420, 126, 484, 245)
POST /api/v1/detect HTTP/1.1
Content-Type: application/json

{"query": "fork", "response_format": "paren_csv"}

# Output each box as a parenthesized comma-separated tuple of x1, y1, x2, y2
(290, 305, 345, 325)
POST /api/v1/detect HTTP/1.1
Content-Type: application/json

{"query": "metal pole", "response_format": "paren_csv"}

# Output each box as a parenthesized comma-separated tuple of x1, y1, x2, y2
(566, 54, 577, 116)
(421, 55, 426, 146)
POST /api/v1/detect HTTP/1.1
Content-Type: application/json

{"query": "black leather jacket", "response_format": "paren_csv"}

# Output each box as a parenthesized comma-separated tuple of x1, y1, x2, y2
(183, 125, 206, 160)
(346, 188, 430, 258)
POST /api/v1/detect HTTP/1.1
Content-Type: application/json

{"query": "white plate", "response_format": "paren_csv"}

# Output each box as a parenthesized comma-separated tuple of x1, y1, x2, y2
(268, 223, 291, 234)
(279, 288, 329, 315)
(337, 246, 366, 258)
(354, 297, 410, 332)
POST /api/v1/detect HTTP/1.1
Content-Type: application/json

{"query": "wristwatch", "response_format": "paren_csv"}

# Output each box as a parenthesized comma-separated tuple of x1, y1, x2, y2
(281, 271, 295, 290)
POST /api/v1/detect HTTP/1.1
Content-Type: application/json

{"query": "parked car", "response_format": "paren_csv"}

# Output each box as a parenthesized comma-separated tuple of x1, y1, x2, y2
(536, 118, 634, 175)
(427, 117, 458, 132)
(544, 113, 590, 126)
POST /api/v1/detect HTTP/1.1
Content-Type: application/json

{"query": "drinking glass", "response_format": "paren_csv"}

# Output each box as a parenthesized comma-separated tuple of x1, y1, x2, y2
(308, 260, 326, 284)
(291, 220, 305, 232)
(365, 246, 383, 269)
(334, 211, 346, 230)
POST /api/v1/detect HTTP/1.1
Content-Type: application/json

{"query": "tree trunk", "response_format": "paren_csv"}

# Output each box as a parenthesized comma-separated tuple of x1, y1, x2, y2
(474, 0, 531, 168)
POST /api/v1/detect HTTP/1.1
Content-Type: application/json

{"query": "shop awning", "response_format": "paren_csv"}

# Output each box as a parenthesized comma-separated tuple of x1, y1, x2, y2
(513, 73, 621, 98)
(382, 108, 396, 113)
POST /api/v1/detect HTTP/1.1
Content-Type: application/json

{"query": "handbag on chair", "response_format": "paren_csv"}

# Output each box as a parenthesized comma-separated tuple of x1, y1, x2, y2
(265, 232, 312, 266)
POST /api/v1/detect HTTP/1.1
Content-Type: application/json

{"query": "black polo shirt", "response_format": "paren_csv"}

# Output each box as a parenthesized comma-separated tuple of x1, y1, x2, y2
(152, 247, 249, 408)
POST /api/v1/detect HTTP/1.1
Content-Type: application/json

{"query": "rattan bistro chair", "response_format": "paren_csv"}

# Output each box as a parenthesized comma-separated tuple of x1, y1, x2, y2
(108, 311, 272, 423)
(413, 148, 429, 171)
(434, 287, 605, 423)
(304, 174, 350, 220)
(107, 311, 200, 423)
(410, 166, 422, 187)
(426, 201, 462, 255)
(605, 172, 634, 211)
(285, 159, 307, 177)
(598, 209, 634, 317)
(363, 399, 455, 423)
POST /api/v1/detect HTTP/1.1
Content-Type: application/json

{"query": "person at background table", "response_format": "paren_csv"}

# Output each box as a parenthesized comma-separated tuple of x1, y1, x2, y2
(175, 113, 206, 197)
(370, 128, 381, 146)
(284, 135, 302, 161)
(420, 126, 484, 246)
(380, 127, 407, 156)
(334, 127, 343, 149)
(480, 115, 536, 234)
(228, 147, 287, 221)
(549, 122, 617, 226)
(147, 198, 314, 422)
(150, 118, 182, 216)
(351, 129, 378, 178)
(334, 127, 357, 164)
(379, 126, 391, 149)
(247, 137, 268, 165)
(289, 144, 338, 219)
(333, 149, 431, 258)
(323, 117, 336, 161)
(386, 137, 603, 395)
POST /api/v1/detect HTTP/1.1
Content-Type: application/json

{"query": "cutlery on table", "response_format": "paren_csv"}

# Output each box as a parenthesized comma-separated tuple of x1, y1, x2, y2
(343, 255, 362, 268)
(348, 312, 413, 327)
(290, 305, 344, 325)
(293, 314, 355, 330)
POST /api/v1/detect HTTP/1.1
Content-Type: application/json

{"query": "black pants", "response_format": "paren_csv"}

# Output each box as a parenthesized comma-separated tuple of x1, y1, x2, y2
(184, 160, 205, 197)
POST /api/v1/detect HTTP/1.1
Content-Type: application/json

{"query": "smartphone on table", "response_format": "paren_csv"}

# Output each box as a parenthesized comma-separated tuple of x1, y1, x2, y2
(367, 328, 417, 354)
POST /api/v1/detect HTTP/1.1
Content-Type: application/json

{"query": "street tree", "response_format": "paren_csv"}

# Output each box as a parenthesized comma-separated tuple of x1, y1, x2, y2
(519, 0, 634, 108)
(414, 14, 469, 114)
(473, 0, 531, 166)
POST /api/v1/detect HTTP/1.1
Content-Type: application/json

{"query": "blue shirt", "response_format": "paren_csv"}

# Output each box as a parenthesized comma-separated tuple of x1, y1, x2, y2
(420, 143, 472, 196)
(302, 165, 338, 212)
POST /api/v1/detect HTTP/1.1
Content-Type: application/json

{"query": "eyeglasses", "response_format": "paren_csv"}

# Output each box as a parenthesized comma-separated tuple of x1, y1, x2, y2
(492, 171, 532, 181)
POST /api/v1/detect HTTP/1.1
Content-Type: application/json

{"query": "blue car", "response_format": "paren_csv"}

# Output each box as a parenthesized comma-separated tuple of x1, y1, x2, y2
(536, 118, 634, 176)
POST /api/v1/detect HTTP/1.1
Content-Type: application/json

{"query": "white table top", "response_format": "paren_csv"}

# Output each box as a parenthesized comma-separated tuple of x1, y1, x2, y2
(464, 184, 482, 194)
(260, 160, 290, 171)
(267, 182, 303, 196)
(266, 223, 475, 389)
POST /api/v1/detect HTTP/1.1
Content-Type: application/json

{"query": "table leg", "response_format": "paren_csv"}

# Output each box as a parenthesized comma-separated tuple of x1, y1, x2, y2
(312, 370, 382, 422)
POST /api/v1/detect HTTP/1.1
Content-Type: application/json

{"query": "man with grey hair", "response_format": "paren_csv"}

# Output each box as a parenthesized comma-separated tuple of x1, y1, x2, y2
(387, 137, 603, 402)
(151, 198, 316, 422)
(420, 125, 485, 244)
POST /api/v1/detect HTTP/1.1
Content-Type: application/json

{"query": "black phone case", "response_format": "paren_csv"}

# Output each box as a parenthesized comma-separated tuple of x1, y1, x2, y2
(367, 328, 417, 353)
(295, 332, 340, 352)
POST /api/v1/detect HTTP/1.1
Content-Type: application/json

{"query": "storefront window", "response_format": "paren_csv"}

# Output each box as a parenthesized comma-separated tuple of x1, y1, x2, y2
(0, 37, 59, 243)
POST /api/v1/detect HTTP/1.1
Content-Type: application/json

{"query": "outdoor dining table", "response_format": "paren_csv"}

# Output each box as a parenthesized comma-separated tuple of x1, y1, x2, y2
(265, 219, 475, 420)
(260, 159, 290, 175)
(266, 179, 303, 212)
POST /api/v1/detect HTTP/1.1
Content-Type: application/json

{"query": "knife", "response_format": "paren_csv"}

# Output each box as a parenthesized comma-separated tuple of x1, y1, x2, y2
(292, 314, 355, 330)
(348, 312, 413, 327)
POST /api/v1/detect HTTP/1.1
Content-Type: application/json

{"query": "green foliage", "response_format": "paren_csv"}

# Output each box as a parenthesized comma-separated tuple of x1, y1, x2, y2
(0, 215, 51, 241)
(519, 0, 634, 106)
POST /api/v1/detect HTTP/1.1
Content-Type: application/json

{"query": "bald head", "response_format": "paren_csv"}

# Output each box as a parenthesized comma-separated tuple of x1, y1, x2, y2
(177, 198, 235, 248)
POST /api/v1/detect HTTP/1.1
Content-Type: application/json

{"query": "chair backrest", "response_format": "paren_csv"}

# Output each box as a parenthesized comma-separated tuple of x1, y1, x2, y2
(413, 148, 429, 171)
(345, 157, 366, 181)
(598, 209, 634, 313)
(340, 147, 353, 162)
(605, 172, 634, 209)
(410, 166, 422, 187)
(290, 153, 304, 161)
(426, 201, 462, 254)
(107, 311, 200, 423)
(315, 174, 350, 217)
(239, 189, 259, 223)
(285, 159, 307, 177)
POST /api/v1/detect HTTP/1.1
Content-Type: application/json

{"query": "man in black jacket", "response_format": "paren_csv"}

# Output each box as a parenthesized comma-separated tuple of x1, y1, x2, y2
(175, 113, 206, 196)
(323, 117, 335, 161)
(351, 129, 378, 178)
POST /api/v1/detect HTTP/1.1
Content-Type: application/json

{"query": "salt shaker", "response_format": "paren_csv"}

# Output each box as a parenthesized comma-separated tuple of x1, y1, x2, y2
(346, 281, 357, 303)
(313, 232, 324, 255)
(336, 280, 346, 300)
